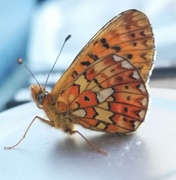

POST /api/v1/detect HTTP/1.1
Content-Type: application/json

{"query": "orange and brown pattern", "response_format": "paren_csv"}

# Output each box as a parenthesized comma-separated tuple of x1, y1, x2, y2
(53, 9, 154, 95)
(5, 9, 155, 152)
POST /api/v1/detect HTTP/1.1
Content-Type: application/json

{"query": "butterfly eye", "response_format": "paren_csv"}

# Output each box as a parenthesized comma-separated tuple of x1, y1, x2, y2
(36, 92, 48, 105)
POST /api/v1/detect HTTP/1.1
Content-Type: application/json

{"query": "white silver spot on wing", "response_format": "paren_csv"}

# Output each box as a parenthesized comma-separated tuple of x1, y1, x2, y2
(113, 55, 123, 62)
(141, 97, 148, 107)
(72, 109, 86, 117)
(134, 121, 141, 129)
(138, 84, 146, 93)
(138, 110, 146, 119)
(132, 71, 140, 80)
(121, 61, 133, 69)
(97, 88, 114, 103)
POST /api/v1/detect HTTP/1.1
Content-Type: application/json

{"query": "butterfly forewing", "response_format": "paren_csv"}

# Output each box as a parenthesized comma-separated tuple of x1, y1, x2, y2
(52, 9, 154, 97)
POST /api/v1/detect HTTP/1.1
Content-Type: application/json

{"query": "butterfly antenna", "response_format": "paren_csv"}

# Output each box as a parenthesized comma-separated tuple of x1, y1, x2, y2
(18, 58, 41, 88)
(44, 34, 71, 88)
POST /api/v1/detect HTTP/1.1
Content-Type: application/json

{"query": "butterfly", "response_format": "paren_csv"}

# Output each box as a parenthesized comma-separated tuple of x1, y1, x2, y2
(5, 9, 154, 154)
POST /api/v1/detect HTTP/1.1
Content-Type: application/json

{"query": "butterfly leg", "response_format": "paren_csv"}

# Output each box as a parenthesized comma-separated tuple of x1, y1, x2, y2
(4, 116, 53, 150)
(37, 116, 55, 126)
(69, 130, 107, 155)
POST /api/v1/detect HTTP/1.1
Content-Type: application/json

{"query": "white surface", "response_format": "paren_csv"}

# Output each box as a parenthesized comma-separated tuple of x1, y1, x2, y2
(1, 88, 176, 180)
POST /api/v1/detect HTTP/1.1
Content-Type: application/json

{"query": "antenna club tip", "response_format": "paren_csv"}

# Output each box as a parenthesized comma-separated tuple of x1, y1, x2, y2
(18, 58, 23, 64)
(65, 34, 71, 41)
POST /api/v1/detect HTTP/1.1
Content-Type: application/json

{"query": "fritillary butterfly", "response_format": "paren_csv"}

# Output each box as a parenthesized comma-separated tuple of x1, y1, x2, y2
(5, 9, 154, 154)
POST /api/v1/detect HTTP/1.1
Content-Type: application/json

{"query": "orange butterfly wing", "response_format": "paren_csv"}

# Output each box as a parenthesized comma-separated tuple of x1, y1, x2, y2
(56, 54, 148, 133)
(50, 9, 154, 133)
(52, 9, 154, 97)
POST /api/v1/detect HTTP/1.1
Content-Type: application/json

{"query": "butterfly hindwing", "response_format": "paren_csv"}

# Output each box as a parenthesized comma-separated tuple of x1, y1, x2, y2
(57, 54, 148, 133)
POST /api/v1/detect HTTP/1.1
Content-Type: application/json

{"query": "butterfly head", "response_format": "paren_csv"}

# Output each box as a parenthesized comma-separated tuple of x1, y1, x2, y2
(30, 85, 49, 109)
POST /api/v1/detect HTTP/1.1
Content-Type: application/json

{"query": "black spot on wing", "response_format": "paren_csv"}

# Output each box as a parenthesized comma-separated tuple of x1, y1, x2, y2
(88, 54, 99, 61)
(112, 45, 121, 52)
(81, 61, 91, 66)
(100, 38, 110, 49)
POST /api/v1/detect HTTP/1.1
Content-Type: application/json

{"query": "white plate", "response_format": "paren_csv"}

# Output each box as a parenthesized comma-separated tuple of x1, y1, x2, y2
(0, 88, 176, 180)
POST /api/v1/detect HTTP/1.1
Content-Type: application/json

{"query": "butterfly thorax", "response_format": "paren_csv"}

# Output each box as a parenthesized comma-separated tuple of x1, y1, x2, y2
(30, 85, 75, 132)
